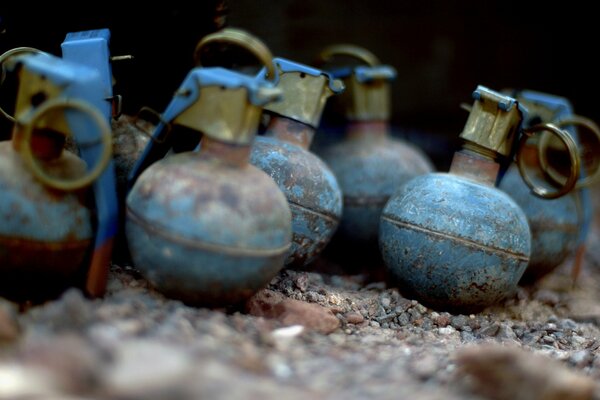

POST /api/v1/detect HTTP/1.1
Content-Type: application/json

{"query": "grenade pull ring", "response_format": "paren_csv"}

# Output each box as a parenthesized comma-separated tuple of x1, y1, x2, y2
(0, 47, 46, 122)
(15, 98, 112, 191)
(194, 27, 277, 82)
(538, 115, 600, 188)
(317, 44, 380, 67)
(516, 123, 580, 199)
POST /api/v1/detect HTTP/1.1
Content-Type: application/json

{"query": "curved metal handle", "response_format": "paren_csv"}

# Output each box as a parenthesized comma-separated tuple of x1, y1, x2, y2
(0, 47, 45, 122)
(517, 123, 580, 199)
(15, 98, 112, 191)
(538, 115, 600, 189)
(193, 27, 276, 82)
(317, 44, 380, 67)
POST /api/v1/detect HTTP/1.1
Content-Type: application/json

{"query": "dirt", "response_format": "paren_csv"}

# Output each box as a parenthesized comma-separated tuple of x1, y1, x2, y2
(2, 194, 600, 400)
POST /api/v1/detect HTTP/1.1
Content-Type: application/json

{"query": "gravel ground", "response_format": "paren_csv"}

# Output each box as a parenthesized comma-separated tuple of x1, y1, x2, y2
(2, 189, 600, 400)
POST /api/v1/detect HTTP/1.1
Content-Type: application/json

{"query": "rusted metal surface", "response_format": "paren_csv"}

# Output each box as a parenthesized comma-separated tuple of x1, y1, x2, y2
(111, 115, 151, 200)
(320, 121, 433, 246)
(250, 116, 342, 267)
(0, 141, 93, 301)
(126, 140, 292, 306)
(379, 173, 531, 311)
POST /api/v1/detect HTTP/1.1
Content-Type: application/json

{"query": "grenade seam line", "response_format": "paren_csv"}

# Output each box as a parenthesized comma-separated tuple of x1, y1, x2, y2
(380, 215, 530, 261)
(126, 207, 291, 257)
(287, 200, 340, 222)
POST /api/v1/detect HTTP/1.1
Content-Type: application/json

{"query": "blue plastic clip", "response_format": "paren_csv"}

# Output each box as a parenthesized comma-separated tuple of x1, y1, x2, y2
(61, 29, 119, 296)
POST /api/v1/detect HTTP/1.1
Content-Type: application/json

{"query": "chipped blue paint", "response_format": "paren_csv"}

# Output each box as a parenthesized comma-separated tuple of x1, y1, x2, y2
(379, 173, 531, 311)
(250, 135, 342, 267)
(0, 143, 93, 242)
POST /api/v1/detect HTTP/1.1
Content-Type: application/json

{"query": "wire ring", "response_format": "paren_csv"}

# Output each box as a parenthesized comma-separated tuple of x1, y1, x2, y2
(16, 98, 112, 191)
(0, 47, 45, 122)
(193, 28, 276, 82)
(517, 123, 580, 199)
(317, 44, 381, 67)
(538, 115, 600, 189)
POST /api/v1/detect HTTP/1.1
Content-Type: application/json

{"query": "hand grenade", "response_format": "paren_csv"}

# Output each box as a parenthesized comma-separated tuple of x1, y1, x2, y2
(317, 44, 434, 256)
(0, 49, 117, 301)
(498, 90, 600, 283)
(249, 57, 344, 267)
(126, 29, 292, 306)
(379, 86, 579, 311)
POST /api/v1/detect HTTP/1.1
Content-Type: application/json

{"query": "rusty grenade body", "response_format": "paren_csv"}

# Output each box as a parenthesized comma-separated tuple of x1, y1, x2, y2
(318, 47, 433, 250)
(126, 65, 291, 306)
(250, 58, 343, 267)
(0, 50, 116, 300)
(498, 90, 594, 283)
(379, 87, 533, 311)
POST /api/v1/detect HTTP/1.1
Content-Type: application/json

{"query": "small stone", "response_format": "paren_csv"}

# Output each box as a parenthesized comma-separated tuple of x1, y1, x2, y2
(522, 332, 542, 344)
(397, 313, 410, 326)
(438, 326, 456, 335)
(395, 298, 412, 313)
(542, 335, 555, 344)
(570, 350, 592, 367)
(559, 319, 578, 331)
(414, 304, 427, 314)
(408, 308, 422, 320)
(344, 312, 364, 325)
(370, 321, 380, 328)
(450, 315, 469, 330)
(382, 322, 390, 329)
(461, 331, 477, 342)
(534, 290, 560, 306)
(571, 335, 587, 346)
(420, 319, 433, 330)
(552, 331, 565, 340)
(304, 291, 321, 303)
(543, 323, 558, 332)
(246, 289, 340, 334)
(380, 296, 391, 309)
(434, 314, 450, 327)
(467, 318, 481, 330)
(497, 324, 517, 340)
(479, 323, 500, 337)
(294, 273, 309, 292)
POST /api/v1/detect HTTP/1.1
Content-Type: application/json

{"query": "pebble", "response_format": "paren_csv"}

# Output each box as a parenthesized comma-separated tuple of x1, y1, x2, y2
(398, 313, 410, 326)
(542, 335, 555, 344)
(438, 326, 456, 336)
(479, 323, 500, 337)
(450, 315, 469, 330)
(380, 296, 391, 309)
(497, 324, 517, 340)
(345, 312, 365, 325)
(559, 318, 578, 331)
(434, 314, 450, 328)
(569, 350, 592, 367)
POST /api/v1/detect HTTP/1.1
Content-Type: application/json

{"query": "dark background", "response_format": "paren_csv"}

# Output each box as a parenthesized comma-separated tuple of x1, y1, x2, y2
(2, 1, 598, 168)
